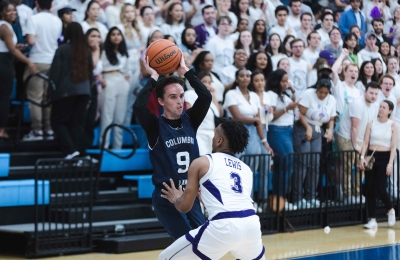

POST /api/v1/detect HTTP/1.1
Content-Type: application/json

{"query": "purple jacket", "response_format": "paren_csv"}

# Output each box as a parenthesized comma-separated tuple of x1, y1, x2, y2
(194, 24, 218, 48)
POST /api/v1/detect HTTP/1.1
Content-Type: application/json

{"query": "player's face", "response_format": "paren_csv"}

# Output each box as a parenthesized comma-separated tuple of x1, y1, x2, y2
(159, 84, 185, 119)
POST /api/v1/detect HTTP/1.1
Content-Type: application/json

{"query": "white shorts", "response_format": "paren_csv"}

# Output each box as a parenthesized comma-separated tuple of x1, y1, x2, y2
(159, 214, 265, 260)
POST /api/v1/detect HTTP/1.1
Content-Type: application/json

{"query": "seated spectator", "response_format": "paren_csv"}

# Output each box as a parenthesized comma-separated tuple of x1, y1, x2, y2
(0, 0, 37, 139)
(235, 30, 254, 57)
(192, 51, 225, 102)
(220, 49, 248, 90)
(251, 19, 268, 52)
(184, 72, 222, 155)
(246, 52, 273, 80)
(204, 16, 235, 77)
(269, 5, 297, 41)
(324, 27, 343, 59)
(81, 1, 108, 41)
(49, 22, 92, 158)
(343, 32, 363, 66)
(302, 31, 321, 66)
(194, 5, 217, 48)
(355, 61, 378, 93)
(100, 27, 130, 149)
(292, 78, 336, 208)
(350, 24, 365, 48)
(224, 68, 273, 155)
(358, 31, 387, 73)
(229, 18, 249, 42)
(105, 0, 125, 28)
(160, 3, 185, 46)
(57, 6, 75, 45)
(179, 26, 203, 67)
(267, 33, 288, 70)
(234, 0, 252, 30)
(283, 34, 295, 57)
(23, 0, 62, 141)
(338, 0, 366, 38)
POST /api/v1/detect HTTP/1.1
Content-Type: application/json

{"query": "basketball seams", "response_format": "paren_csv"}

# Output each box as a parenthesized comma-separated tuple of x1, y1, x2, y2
(145, 39, 181, 74)
(148, 45, 176, 64)
(151, 50, 181, 69)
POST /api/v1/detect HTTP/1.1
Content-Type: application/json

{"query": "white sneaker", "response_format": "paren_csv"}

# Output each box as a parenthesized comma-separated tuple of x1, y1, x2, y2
(364, 219, 378, 229)
(388, 209, 396, 227)
(65, 151, 80, 159)
(22, 130, 43, 141)
(285, 201, 298, 211)
(308, 199, 321, 208)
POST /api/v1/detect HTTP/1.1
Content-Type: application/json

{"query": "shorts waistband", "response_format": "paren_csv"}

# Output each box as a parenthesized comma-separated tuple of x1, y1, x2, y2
(211, 209, 255, 221)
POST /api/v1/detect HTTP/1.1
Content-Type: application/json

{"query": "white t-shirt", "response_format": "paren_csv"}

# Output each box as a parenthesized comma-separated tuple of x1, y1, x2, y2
(160, 23, 186, 46)
(307, 69, 318, 88)
(0, 21, 16, 52)
(81, 21, 109, 42)
(220, 65, 237, 86)
(391, 84, 400, 125)
(286, 15, 301, 31)
(185, 89, 219, 130)
(182, 0, 214, 27)
(270, 53, 288, 71)
(336, 98, 379, 142)
(204, 36, 234, 76)
(25, 12, 62, 64)
(139, 24, 161, 49)
(288, 57, 309, 98)
(259, 91, 274, 125)
(299, 88, 337, 126)
(269, 24, 297, 41)
(105, 3, 124, 28)
(228, 12, 238, 31)
(224, 87, 260, 118)
(355, 80, 367, 94)
(316, 28, 330, 47)
(301, 48, 319, 66)
(268, 90, 294, 126)
(16, 4, 33, 35)
(358, 49, 387, 73)
(332, 81, 363, 115)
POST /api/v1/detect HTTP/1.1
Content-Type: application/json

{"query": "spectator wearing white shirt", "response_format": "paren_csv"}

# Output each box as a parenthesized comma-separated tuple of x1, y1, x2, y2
(81, 1, 108, 42)
(160, 3, 185, 46)
(265, 0, 284, 27)
(23, 0, 62, 141)
(269, 5, 297, 41)
(100, 27, 131, 149)
(292, 78, 336, 208)
(70, 0, 107, 24)
(138, 6, 160, 49)
(216, 0, 237, 31)
(249, 0, 268, 31)
(13, 0, 32, 35)
(288, 38, 312, 98)
(355, 61, 379, 93)
(302, 31, 321, 66)
(246, 52, 273, 80)
(358, 31, 387, 73)
(220, 49, 248, 90)
(183, 0, 213, 27)
(267, 33, 288, 70)
(286, 0, 302, 31)
(324, 27, 343, 59)
(317, 12, 334, 47)
(105, 0, 125, 28)
(297, 12, 313, 45)
(335, 82, 380, 204)
(204, 16, 234, 77)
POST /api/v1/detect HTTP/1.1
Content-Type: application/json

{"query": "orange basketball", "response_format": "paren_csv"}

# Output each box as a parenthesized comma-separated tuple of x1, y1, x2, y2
(145, 39, 182, 75)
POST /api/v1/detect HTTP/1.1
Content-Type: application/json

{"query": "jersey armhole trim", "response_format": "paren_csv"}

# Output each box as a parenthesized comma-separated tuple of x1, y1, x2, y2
(199, 154, 213, 185)
(148, 136, 159, 150)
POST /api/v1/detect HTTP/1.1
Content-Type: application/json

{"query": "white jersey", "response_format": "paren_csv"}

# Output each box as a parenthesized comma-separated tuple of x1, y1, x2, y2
(200, 153, 254, 219)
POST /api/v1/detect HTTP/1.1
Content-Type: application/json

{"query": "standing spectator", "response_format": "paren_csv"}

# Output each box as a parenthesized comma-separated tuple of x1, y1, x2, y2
(338, 0, 367, 37)
(292, 78, 336, 208)
(224, 68, 273, 155)
(372, 57, 384, 78)
(23, 0, 62, 141)
(302, 31, 321, 66)
(12, 0, 32, 36)
(105, 0, 125, 28)
(389, 6, 400, 45)
(355, 61, 378, 92)
(288, 39, 312, 98)
(184, 72, 222, 155)
(117, 3, 142, 125)
(267, 69, 297, 206)
(100, 27, 130, 149)
(57, 6, 76, 45)
(251, 19, 268, 52)
(179, 26, 203, 67)
(360, 100, 397, 229)
(372, 18, 391, 46)
(297, 12, 313, 45)
(229, 18, 249, 42)
(324, 27, 343, 59)
(216, 0, 237, 31)
(266, 33, 287, 70)
(358, 32, 388, 73)
(265, 0, 283, 27)
(317, 12, 335, 47)
(379, 41, 394, 64)
(246, 52, 273, 79)
(81, 1, 108, 42)
(204, 16, 234, 76)
(220, 49, 247, 90)
(194, 5, 217, 48)
(283, 34, 295, 57)
(377, 75, 397, 119)
(351, 25, 365, 48)
(70, 0, 106, 24)
(286, 0, 302, 30)
(335, 82, 380, 204)
(249, 0, 268, 31)
(269, 5, 297, 41)
(160, 3, 185, 46)
(343, 32, 362, 66)
(235, 30, 254, 57)
(49, 22, 92, 158)
(183, 0, 213, 27)
(364, 0, 391, 32)
(138, 6, 160, 49)
(0, 1, 36, 139)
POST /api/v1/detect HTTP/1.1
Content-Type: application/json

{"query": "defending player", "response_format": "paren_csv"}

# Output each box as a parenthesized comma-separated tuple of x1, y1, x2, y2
(159, 118, 265, 260)
(133, 54, 211, 239)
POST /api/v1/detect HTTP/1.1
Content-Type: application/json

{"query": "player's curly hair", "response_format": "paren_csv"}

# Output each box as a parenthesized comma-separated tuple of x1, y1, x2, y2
(156, 76, 185, 99)
(219, 118, 249, 154)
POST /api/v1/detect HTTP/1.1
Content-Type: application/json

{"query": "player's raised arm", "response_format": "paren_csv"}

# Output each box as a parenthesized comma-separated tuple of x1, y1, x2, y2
(161, 156, 209, 213)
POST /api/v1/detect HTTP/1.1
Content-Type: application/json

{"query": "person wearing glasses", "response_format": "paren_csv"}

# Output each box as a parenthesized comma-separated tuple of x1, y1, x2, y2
(204, 16, 235, 76)
(324, 27, 343, 59)
(288, 39, 312, 99)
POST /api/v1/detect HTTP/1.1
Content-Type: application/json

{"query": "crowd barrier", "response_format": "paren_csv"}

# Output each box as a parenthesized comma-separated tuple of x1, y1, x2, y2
(241, 150, 400, 234)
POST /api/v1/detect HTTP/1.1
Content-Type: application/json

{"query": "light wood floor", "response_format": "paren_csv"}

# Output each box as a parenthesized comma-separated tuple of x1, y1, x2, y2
(1, 222, 399, 260)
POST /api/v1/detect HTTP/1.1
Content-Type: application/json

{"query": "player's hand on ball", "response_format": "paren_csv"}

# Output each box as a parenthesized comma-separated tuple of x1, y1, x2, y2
(161, 179, 183, 204)
(176, 50, 190, 76)
(145, 56, 159, 80)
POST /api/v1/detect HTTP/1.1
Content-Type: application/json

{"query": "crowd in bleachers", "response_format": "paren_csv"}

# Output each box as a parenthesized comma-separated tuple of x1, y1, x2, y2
(2, 0, 400, 211)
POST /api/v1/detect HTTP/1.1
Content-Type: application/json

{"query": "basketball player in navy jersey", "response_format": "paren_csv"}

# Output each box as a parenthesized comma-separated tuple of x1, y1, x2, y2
(160, 118, 265, 259)
(133, 53, 211, 239)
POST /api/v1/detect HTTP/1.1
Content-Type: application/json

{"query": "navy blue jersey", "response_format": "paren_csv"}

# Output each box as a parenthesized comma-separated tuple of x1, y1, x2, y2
(150, 113, 200, 187)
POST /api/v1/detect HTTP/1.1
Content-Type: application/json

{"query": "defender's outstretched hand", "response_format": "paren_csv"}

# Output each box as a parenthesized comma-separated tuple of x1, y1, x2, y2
(161, 179, 183, 204)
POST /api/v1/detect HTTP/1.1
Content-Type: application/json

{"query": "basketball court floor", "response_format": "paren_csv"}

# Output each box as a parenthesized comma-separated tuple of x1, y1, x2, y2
(0, 222, 399, 259)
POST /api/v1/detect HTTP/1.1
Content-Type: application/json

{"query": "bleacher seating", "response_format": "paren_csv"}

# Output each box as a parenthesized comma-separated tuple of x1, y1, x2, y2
(0, 179, 50, 207)
(0, 154, 10, 177)
(123, 175, 153, 198)
(91, 124, 148, 148)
